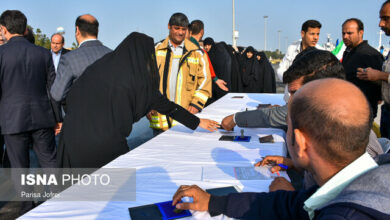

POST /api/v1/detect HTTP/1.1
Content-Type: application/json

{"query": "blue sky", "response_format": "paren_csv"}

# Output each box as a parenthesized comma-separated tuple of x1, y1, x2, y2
(3, 0, 387, 52)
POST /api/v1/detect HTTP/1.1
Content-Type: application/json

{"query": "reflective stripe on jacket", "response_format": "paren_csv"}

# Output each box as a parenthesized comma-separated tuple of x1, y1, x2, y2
(151, 37, 212, 130)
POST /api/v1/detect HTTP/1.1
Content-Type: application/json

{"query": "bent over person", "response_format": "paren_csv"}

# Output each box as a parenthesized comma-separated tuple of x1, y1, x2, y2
(57, 32, 218, 168)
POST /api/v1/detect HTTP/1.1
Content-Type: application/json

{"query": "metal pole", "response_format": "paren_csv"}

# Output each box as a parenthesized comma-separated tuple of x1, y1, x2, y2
(278, 30, 281, 53)
(263, 16, 268, 51)
(232, 0, 236, 48)
(285, 37, 288, 52)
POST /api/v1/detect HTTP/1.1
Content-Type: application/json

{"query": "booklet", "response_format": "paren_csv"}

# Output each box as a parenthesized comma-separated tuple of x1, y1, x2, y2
(219, 135, 251, 142)
(206, 186, 240, 196)
(129, 200, 191, 220)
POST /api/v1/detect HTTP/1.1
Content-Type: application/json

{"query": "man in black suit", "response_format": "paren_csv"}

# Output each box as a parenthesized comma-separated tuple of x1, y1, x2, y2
(0, 10, 57, 213)
(0, 32, 5, 167)
(0, 10, 57, 167)
(50, 33, 69, 71)
(49, 33, 69, 125)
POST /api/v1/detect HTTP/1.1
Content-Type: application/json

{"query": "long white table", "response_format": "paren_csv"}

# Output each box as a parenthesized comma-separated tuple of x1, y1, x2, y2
(20, 93, 286, 220)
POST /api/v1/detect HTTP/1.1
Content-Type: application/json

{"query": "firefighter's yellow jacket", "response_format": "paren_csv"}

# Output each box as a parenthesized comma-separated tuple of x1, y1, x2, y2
(150, 37, 212, 130)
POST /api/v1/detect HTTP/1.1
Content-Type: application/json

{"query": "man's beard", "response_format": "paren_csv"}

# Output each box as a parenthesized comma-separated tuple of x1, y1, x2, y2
(381, 27, 390, 36)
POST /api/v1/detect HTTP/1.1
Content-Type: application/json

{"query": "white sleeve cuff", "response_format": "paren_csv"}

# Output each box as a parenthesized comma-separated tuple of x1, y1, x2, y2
(233, 113, 236, 124)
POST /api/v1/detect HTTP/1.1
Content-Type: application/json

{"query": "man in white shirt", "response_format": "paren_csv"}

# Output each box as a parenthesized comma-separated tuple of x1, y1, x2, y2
(278, 20, 323, 103)
(277, 20, 323, 81)
(220, 20, 324, 132)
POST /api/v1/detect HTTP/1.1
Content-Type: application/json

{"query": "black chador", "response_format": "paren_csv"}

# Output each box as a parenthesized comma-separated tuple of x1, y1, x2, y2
(57, 33, 200, 168)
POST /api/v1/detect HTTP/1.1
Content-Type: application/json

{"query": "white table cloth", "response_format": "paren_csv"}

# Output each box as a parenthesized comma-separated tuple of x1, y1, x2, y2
(20, 93, 287, 220)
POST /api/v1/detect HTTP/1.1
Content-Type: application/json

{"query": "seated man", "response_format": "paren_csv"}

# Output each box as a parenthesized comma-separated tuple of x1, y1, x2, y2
(223, 50, 383, 158)
(257, 127, 384, 192)
(172, 79, 390, 219)
(247, 51, 383, 192)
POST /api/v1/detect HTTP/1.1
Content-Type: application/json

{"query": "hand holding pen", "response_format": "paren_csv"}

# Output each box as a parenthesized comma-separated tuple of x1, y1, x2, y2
(255, 155, 296, 192)
(254, 155, 294, 174)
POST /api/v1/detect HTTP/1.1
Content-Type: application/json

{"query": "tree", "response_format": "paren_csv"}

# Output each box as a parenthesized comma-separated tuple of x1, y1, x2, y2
(26, 26, 76, 51)
(264, 50, 284, 60)
(34, 28, 51, 49)
(71, 42, 78, 50)
(26, 25, 51, 49)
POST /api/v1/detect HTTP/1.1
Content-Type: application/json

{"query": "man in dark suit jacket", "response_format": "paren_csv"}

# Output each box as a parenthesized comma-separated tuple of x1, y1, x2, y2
(50, 33, 70, 72)
(0, 10, 57, 214)
(0, 31, 5, 167)
(49, 33, 69, 124)
(50, 14, 112, 105)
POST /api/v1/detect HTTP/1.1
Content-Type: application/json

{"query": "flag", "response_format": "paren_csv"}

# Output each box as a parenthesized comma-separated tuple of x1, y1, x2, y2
(332, 40, 346, 62)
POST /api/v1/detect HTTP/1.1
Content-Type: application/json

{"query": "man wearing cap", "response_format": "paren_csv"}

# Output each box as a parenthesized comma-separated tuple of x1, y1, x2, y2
(148, 13, 212, 133)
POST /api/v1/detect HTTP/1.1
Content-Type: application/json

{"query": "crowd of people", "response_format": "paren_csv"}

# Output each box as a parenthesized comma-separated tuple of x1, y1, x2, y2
(0, 1, 390, 219)
(203, 36, 276, 102)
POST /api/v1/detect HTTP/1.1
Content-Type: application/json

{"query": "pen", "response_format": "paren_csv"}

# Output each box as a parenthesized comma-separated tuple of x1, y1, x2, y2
(277, 164, 288, 169)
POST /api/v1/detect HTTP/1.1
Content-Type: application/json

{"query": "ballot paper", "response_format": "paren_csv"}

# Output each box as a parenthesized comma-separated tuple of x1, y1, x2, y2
(234, 166, 283, 180)
(202, 166, 290, 182)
